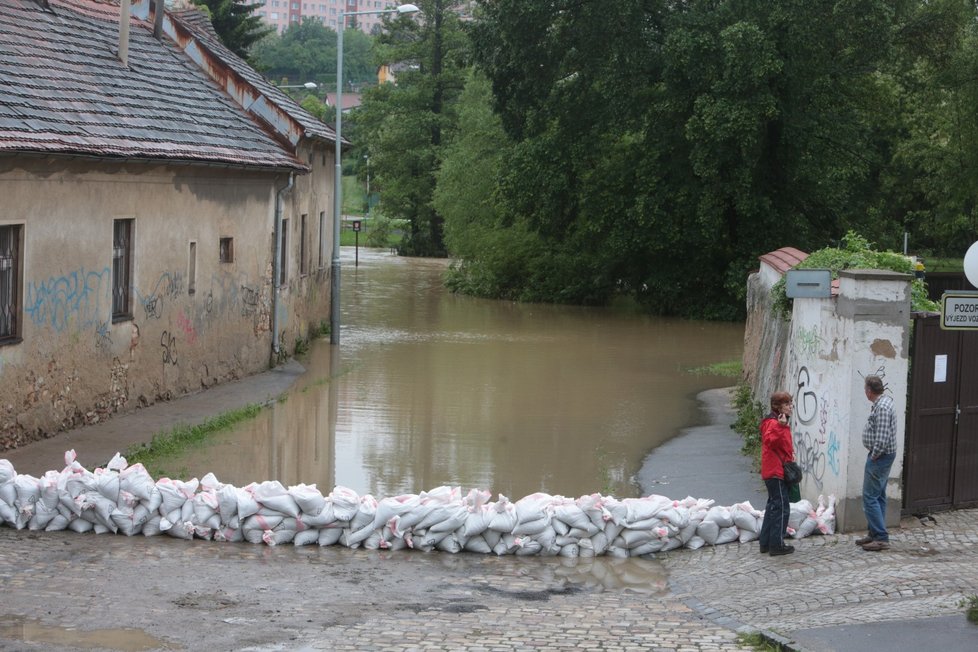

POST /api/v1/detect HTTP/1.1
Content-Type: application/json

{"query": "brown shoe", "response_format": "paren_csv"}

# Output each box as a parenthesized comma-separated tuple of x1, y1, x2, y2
(855, 535, 874, 546)
(861, 540, 890, 551)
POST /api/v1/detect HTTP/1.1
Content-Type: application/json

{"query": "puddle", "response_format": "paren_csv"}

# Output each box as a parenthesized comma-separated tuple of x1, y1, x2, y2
(0, 617, 176, 651)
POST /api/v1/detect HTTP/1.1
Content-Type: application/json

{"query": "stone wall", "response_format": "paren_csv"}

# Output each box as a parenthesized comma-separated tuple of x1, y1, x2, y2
(745, 260, 911, 532)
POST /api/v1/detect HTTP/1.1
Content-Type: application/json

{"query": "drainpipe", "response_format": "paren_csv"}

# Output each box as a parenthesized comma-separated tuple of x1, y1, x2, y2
(272, 173, 294, 359)
(118, 0, 130, 67)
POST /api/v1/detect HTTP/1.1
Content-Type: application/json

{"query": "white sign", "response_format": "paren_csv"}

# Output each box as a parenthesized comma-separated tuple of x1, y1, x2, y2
(934, 354, 947, 383)
(942, 293, 978, 330)
(965, 241, 978, 288)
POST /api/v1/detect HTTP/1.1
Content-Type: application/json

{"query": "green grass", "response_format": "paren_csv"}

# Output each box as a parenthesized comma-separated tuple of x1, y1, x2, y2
(342, 175, 367, 216)
(960, 594, 978, 624)
(924, 257, 964, 273)
(687, 360, 742, 377)
(737, 632, 788, 651)
(122, 403, 267, 479)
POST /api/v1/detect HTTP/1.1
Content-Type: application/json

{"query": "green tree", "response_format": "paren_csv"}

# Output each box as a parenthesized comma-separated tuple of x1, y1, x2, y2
(192, 0, 272, 60)
(354, 0, 469, 257)
(251, 20, 376, 88)
(465, 0, 931, 318)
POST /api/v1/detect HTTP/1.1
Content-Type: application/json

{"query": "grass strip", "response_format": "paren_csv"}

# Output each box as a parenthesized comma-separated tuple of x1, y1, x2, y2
(122, 403, 266, 478)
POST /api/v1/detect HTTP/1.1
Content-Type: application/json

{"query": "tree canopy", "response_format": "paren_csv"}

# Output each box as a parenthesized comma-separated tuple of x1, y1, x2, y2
(438, 0, 978, 319)
(192, 0, 271, 61)
(250, 20, 376, 89)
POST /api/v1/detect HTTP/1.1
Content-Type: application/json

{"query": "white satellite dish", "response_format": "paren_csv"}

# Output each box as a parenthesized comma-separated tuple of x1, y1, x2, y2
(966, 241, 978, 288)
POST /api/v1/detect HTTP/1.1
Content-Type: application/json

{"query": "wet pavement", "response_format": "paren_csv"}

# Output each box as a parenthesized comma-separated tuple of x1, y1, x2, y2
(2, 366, 978, 651)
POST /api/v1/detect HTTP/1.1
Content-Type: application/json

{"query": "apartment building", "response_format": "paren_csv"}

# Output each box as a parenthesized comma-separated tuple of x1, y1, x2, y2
(256, 0, 397, 34)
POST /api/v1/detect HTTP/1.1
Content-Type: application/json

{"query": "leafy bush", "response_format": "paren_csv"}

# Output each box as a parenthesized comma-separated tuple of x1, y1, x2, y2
(732, 383, 766, 467)
(771, 231, 940, 319)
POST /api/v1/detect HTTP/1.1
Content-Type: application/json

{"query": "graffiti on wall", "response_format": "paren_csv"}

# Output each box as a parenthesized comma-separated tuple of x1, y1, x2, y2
(160, 331, 178, 366)
(94, 320, 112, 355)
(138, 272, 185, 321)
(24, 267, 112, 333)
(176, 310, 198, 346)
(792, 365, 844, 491)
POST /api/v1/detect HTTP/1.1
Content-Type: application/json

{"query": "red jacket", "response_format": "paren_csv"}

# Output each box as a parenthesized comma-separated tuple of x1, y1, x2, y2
(760, 414, 794, 480)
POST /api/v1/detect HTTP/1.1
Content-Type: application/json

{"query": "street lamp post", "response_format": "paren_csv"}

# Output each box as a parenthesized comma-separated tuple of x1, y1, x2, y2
(332, 3, 419, 345)
(278, 82, 318, 89)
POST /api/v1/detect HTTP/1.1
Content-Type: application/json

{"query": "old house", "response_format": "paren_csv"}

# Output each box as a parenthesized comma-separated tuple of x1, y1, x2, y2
(0, 0, 339, 450)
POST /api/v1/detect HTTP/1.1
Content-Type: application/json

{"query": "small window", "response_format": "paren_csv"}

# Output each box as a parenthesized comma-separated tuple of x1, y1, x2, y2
(112, 219, 133, 322)
(0, 224, 22, 343)
(318, 211, 325, 268)
(300, 214, 308, 275)
(280, 219, 289, 286)
(188, 241, 197, 296)
(220, 237, 234, 263)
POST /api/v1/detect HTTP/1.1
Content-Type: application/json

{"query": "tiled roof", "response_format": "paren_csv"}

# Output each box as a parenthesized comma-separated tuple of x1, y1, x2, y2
(760, 246, 840, 296)
(168, 6, 339, 145)
(0, 0, 306, 170)
(759, 247, 809, 275)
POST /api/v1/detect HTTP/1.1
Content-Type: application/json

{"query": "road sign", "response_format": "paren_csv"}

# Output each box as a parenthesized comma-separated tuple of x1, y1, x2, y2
(941, 291, 978, 330)
(352, 220, 362, 232)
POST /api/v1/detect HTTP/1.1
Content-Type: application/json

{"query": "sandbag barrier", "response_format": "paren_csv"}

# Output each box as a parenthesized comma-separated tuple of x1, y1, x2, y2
(0, 451, 836, 556)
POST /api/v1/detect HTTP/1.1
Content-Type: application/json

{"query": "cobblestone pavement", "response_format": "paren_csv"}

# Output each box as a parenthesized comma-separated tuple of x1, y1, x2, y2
(0, 527, 749, 652)
(2, 508, 976, 651)
(659, 508, 978, 647)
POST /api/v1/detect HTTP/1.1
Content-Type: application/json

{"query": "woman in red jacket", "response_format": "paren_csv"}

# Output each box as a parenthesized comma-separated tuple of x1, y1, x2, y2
(758, 391, 796, 556)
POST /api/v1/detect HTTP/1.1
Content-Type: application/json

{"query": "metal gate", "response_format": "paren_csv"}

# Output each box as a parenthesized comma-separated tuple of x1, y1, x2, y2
(903, 314, 978, 513)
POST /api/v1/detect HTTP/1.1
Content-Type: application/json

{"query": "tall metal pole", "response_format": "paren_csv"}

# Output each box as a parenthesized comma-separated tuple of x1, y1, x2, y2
(330, 5, 418, 346)
(331, 15, 345, 345)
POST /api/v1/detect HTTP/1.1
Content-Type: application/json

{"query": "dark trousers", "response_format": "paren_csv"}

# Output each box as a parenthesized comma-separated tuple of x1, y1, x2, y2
(759, 477, 790, 550)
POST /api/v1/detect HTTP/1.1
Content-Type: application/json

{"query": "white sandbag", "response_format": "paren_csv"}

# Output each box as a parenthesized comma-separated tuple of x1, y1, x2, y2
(715, 525, 740, 545)
(235, 486, 260, 520)
(371, 494, 419, 531)
(297, 503, 337, 528)
(685, 535, 706, 550)
(704, 506, 734, 528)
(738, 528, 759, 543)
(68, 517, 94, 533)
(0, 499, 17, 525)
(435, 534, 463, 554)
(141, 515, 163, 537)
(213, 525, 243, 543)
(629, 539, 666, 556)
(0, 459, 14, 484)
(142, 487, 163, 514)
(192, 491, 220, 525)
(601, 497, 627, 526)
(624, 495, 672, 523)
(461, 507, 492, 538)
(120, 463, 156, 502)
(558, 543, 580, 558)
(731, 501, 761, 532)
(621, 528, 658, 549)
(28, 502, 60, 531)
(289, 484, 326, 516)
(696, 520, 719, 545)
(156, 478, 198, 515)
(292, 529, 319, 546)
(14, 474, 40, 523)
(816, 495, 837, 534)
(660, 536, 684, 552)
(654, 506, 690, 530)
(44, 513, 71, 531)
(487, 496, 518, 533)
(329, 486, 360, 521)
(38, 471, 60, 510)
(318, 527, 343, 546)
(788, 500, 813, 531)
(588, 531, 610, 555)
(252, 481, 300, 518)
(94, 468, 120, 503)
(464, 535, 493, 554)
(216, 485, 238, 524)
(105, 452, 128, 472)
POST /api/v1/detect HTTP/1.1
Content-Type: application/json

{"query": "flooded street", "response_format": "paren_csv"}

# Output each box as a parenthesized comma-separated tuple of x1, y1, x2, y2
(179, 248, 744, 499)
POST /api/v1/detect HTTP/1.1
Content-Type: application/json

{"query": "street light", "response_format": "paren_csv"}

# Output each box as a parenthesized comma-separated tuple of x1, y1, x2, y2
(278, 82, 318, 89)
(331, 3, 419, 345)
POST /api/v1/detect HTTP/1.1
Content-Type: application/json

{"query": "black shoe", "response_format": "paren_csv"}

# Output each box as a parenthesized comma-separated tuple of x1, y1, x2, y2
(759, 546, 769, 554)
(769, 545, 795, 556)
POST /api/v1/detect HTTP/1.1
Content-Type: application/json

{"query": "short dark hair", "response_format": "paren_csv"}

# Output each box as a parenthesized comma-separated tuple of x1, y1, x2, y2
(865, 375, 884, 395)
(770, 391, 792, 412)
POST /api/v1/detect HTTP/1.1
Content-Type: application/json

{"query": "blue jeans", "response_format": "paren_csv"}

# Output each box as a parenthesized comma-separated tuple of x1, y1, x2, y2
(760, 477, 790, 550)
(863, 452, 896, 542)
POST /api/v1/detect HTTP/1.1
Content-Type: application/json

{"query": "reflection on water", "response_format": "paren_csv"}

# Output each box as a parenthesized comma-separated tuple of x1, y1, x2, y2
(0, 617, 174, 651)
(178, 248, 743, 499)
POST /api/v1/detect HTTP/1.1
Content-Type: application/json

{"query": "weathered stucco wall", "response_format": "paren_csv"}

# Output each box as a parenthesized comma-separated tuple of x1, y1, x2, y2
(0, 155, 330, 451)
(745, 260, 911, 532)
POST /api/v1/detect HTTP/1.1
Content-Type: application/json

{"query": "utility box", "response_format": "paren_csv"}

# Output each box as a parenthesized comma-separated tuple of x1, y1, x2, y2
(785, 269, 832, 298)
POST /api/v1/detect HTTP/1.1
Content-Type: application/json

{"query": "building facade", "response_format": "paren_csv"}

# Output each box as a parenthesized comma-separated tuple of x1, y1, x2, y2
(0, 0, 339, 451)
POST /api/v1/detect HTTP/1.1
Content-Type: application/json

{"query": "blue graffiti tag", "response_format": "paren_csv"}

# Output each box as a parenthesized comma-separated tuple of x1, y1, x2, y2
(24, 267, 112, 333)
(827, 431, 840, 476)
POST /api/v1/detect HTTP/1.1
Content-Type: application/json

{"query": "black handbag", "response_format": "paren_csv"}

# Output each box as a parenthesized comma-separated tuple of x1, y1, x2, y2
(783, 460, 803, 485)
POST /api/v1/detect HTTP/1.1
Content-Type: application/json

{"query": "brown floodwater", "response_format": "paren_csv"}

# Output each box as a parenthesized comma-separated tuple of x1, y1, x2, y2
(174, 248, 743, 500)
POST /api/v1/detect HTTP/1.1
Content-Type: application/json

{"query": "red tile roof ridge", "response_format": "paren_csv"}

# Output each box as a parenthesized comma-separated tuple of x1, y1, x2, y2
(758, 247, 809, 275)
